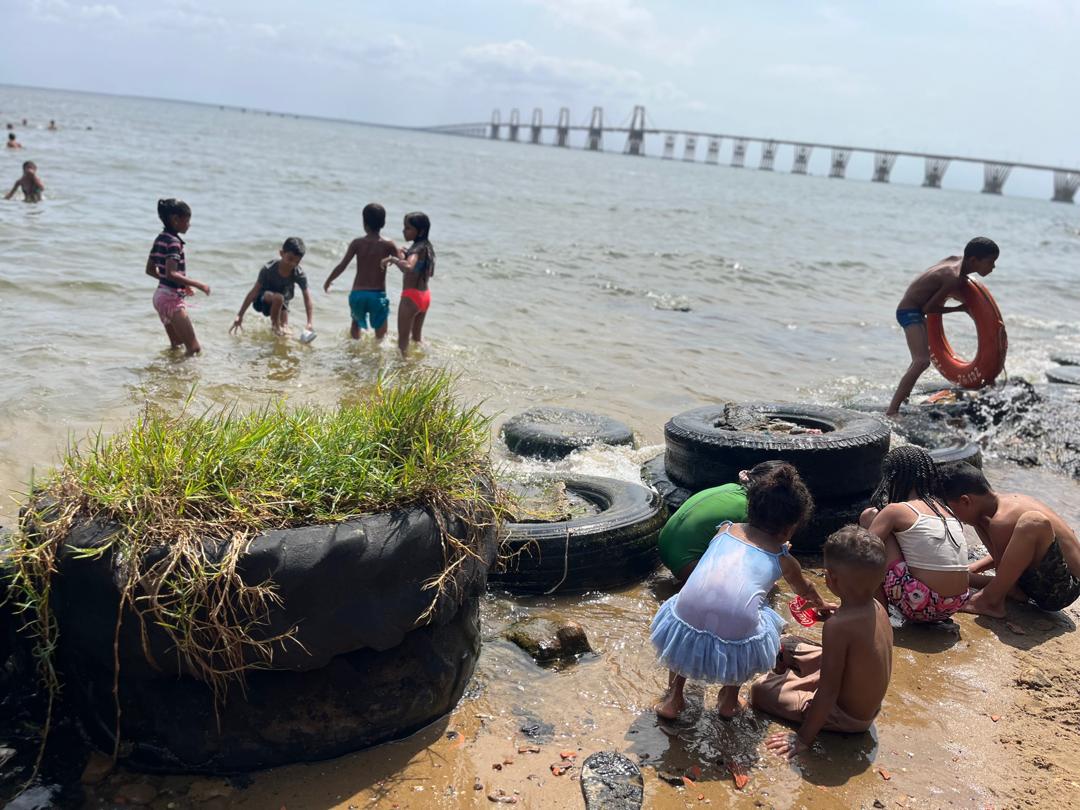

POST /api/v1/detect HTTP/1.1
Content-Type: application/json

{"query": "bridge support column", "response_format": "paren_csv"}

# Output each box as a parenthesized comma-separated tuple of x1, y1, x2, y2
(829, 148, 852, 178)
(923, 157, 949, 188)
(705, 137, 721, 164)
(586, 106, 603, 151)
(1053, 170, 1080, 203)
(489, 109, 500, 140)
(624, 105, 645, 155)
(982, 162, 1012, 194)
(508, 108, 520, 142)
(556, 107, 570, 147)
(731, 138, 748, 168)
(662, 134, 675, 160)
(792, 145, 812, 175)
(872, 152, 898, 182)
(530, 108, 543, 144)
(683, 135, 697, 162)
(759, 140, 777, 170)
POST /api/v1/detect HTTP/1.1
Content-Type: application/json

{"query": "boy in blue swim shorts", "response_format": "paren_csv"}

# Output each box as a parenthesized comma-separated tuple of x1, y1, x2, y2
(324, 203, 401, 341)
(886, 237, 998, 416)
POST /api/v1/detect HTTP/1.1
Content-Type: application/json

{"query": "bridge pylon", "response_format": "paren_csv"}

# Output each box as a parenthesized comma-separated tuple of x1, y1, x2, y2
(662, 134, 675, 160)
(683, 135, 697, 162)
(982, 162, 1012, 195)
(624, 105, 646, 155)
(873, 152, 898, 182)
(587, 106, 603, 151)
(792, 145, 812, 175)
(829, 148, 852, 178)
(759, 140, 778, 171)
(923, 157, 949, 188)
(508, 108, 520, 142)
(530, 108, 543, 144)
(490, 109, 501, 140)
(731, 138, 748, 168)
(1052, 170, 1080, 203)
(556, 107, 570, 147)
(705, 137, 721, 164)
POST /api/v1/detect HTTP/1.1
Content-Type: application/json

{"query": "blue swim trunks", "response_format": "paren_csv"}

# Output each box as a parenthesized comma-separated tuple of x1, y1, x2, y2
(896, 308, 926, 328)
(349, 289, 390, 330)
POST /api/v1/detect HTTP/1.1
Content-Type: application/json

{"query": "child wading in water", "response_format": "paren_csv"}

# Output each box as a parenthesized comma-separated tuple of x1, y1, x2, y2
(887, 237, 998, 416)
(860, 445, 970, 622)
(231, 237, 314, 338)
(324, 203, 400, 341)
(382, 212, 435, 356)
(753, 526, 893, 759)
(145, 198, 210, 355)
(652, 463, 831, 720)
(5, 161, 44, 202)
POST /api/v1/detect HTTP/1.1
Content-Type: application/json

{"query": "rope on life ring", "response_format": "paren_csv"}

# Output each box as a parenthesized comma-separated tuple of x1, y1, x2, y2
(927, 278, 1007, 389)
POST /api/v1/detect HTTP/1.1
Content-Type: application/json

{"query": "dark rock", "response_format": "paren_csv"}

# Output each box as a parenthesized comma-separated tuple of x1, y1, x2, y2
(517, 717, 555, 743)
(504, 617, 592, 663)
(580, 751, 644, 810)
(114, 782, 158, 805)
(79, 750, 113, 784)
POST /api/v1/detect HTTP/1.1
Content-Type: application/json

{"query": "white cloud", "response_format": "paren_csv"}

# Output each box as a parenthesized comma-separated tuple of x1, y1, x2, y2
(764, 63, 868, 96)
(527, 0, 653, 40)
(28, 0, 122, 23)
(458, 39, 644, 95)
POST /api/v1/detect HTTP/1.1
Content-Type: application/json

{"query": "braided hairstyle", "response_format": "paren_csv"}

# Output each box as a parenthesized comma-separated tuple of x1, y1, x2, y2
(870, 445, 961, 548)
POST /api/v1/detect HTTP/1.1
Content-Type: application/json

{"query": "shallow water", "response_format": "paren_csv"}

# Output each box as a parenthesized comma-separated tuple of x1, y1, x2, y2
(3, 85, 1080, 524)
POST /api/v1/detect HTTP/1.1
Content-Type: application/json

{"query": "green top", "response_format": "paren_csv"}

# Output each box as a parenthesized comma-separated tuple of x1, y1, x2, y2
(657, 483, 748, 575)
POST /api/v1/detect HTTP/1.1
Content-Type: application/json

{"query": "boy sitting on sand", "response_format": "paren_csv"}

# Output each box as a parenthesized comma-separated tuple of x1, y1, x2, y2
(323, 203, 400, 341)
(886, 237, 999, 416)
(5, 161, 43, 202)
(231, 237, 314, 337)
(753, 525, 893, 758)
(940, 463, 1080, 616)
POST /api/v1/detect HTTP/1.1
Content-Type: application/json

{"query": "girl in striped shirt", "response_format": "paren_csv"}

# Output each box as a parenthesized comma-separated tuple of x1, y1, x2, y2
(145, 198, 210, 355)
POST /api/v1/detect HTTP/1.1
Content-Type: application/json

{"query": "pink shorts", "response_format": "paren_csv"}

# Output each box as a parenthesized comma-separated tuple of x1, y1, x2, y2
(401, 288, 431, 314)
(884, 559, 970, 622)
(153, 286, 188, 326)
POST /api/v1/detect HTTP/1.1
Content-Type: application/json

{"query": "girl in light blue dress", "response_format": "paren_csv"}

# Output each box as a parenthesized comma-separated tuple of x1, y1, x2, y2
(652, 462, 832, 719)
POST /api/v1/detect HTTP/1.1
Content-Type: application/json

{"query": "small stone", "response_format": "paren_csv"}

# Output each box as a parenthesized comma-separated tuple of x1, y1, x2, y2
(114, 782, 158, 806)
(187, 779, 234, 802)
(874, 801, 886, 808)
(504, 617, 592, 663)
(80, 750, 114, 785)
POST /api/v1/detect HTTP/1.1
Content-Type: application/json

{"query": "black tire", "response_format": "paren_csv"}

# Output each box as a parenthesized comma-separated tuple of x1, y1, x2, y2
(790, 497, 870, 552)
(640, 454, 691, 513)
(664, 402, 890, 499)
(48, 503, 497, 678)
(63, 597, 482, 773)
(925, 440, 983, 469)
(1050, 353, 1080, 367)
(1046, 366, 1080, 386)
(490, 475, 664, 594)
(502, 407, 634, 460)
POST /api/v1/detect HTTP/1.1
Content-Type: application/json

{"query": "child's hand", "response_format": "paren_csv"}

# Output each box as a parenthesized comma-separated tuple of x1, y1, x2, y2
(765, 732, 809, 760)
(323, 279, 332, 293)
(229, 317, 243, 334)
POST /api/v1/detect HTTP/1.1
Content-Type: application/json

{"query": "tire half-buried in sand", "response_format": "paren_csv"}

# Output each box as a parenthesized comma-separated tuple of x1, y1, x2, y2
(490, 475, 664, 595)
(501, 407, 634, 460)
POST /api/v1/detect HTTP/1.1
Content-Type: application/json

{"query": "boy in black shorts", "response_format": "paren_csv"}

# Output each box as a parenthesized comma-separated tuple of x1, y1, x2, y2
(231, 237, 314, 337)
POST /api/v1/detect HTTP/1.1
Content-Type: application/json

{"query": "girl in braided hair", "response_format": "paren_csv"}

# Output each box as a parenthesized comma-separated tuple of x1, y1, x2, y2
(859, 445, 970, 622)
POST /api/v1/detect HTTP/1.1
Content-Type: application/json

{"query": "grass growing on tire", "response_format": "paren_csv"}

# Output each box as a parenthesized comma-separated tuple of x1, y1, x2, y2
(6, 369, 500, 768)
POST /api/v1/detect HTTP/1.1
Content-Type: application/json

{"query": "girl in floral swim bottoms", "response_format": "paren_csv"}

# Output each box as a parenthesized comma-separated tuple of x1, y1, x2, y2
(861, 446, 970, 622)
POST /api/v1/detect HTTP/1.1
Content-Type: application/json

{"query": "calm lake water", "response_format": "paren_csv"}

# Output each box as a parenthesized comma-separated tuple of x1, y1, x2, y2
(2, 85, 1080, 524)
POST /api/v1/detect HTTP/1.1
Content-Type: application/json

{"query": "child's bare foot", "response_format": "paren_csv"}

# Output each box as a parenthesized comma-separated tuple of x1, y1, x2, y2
(654, 692, 685, 720)
(960, 590, 1007, 618)
(717, 686, 746, 718)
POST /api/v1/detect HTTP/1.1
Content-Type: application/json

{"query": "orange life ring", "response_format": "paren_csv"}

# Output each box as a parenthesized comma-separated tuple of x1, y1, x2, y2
(927, 279, 1007, 389)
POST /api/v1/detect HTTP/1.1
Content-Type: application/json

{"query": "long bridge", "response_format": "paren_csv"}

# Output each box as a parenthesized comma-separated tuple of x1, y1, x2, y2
(426, 106, 1080, 203)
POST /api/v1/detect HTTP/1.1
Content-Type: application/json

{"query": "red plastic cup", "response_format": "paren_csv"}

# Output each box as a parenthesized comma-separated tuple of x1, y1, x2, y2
(789, 596, 818, 627)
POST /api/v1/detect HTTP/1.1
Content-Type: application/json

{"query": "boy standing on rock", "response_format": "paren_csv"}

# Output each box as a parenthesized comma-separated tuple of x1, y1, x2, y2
(886, 237, 999, 416)
(753, 526, 893, 757)
(940, 463, 1080, 616)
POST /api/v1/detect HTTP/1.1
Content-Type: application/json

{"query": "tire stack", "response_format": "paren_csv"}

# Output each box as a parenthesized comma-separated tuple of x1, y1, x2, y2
(645, 402, 891, 551)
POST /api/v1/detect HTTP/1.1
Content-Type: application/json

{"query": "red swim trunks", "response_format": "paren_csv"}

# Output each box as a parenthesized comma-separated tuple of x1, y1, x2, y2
(401, 288, 431, 313)
(884, 559, 970, 623)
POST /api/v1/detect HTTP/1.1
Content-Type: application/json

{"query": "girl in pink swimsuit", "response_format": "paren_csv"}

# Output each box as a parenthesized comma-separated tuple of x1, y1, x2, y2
(383, 211, 435, 356)
(145, 198, 211, 355)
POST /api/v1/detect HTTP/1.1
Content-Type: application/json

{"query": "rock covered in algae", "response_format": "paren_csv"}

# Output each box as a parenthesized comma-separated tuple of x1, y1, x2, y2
(580, 751, 644, 809)
(504, 616, 592, 662)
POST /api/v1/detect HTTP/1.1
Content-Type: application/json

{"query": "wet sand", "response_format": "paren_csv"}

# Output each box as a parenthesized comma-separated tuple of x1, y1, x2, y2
(80, 567, 1080, 809)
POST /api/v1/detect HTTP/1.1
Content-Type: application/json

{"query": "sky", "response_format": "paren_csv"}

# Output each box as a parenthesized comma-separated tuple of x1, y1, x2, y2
(2, 0, 1079, 170)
